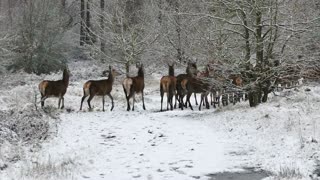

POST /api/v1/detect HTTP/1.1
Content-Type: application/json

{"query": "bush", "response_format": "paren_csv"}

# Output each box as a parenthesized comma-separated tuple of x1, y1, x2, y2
(5, 0, 72, 75)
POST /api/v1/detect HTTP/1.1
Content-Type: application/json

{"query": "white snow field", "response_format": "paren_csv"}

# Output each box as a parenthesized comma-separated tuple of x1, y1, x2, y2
(0, 63, 320, 180)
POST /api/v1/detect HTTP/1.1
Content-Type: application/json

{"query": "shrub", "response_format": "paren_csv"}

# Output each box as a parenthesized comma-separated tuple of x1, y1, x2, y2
(6, 0, 72, 75)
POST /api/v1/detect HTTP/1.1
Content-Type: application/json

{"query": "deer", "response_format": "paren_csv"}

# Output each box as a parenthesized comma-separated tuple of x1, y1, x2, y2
(38, 68, 69, 109)
(195, 64, 212, 106)
(210, 89, 221, 108)
(181, 77, 212, 111)
(80, 65, 118, 112)
(176, 61, 198, 110)
(160, 63, 177, 111)
(122, 62, 146, 111)
(228, 73, 244, 103)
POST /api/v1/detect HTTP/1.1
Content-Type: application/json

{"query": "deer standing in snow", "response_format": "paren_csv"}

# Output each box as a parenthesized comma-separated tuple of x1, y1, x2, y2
(122, 63, 146, 111)
(38, 68, 69, 109)
(80, 65, 118, 111)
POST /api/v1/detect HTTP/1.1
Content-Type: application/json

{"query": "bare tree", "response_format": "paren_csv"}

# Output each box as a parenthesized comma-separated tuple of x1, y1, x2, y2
(100, 0, 105, 61)
(80, 0, 85, 46)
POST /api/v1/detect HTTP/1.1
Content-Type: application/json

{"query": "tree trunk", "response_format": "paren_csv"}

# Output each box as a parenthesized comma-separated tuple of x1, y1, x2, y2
(240, 11, 250, 70)
(125, 61, 130, 77)
(248, 89, 259, 107)
(85, 0, 92, 44)
(100, 0, 105, 61)
(174, 1, 183, 63)
(256, 10, 263, 71)
(80, 0, 85, 46)
(262, 79, 271, 103)
(266, 0, 278, 64)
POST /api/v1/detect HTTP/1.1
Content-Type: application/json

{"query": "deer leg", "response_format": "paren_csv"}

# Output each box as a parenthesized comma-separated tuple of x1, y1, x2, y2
(123, 86, 131, 111)
(184, 95, 188, 107)
(166, 92, 170, 111)
(178, 94, 182, 109)
(107, 94, 114, 111)
(40, 96, 47, 108)
(184, 94, 188, 108)
(160, 91, 164, 112)
(80, 95, 88, 110)
(186, 93, 193, 110)
(142, 91, 146, 110)
(203, 96, 206, 106)
(169, 92, 173, 110)
(169, 93, 173, 110)
(205, 95, 210, 109)
(58, 96, 62, 109)
(214, 96, 219, 108)
(132, 92, 136, 111)
(102, 95, 105, 112)
(199, 94, 203, 111)
(174, 92, 177, 109)
(126, 96, 131, 111)
(61, 97, 64, 109)
(87, 94, 95, 110)
(194, 93, 198, 105)
(179, 94, 184, 109)
(178, 94, 184, 110)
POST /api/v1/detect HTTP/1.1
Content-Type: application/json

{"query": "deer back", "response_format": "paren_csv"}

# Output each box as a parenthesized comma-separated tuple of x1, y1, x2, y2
(39, 80, 68, 97)
(160, 76, 176, 93)
(186, 77, 211, 94)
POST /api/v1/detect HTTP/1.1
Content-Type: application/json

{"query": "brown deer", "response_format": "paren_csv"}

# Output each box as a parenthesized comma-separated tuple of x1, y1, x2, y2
(210, 90, 221, 108)
(122, 63, 146, 111)
(230, 74, 243, 87)
(160, 63, 177, 111)
(39, 68, 69, 109)
(80, 65, 118, 112)
(195, 64, 212, 106)
(197, 64, 211, 78)
(229, 73, 244, 103)
(182, 77, 212, 111)
(176, 61, 198, 110)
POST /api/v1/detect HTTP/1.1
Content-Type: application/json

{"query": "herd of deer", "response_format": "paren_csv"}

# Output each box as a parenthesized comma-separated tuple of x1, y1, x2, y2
(38, 62, 245, 112)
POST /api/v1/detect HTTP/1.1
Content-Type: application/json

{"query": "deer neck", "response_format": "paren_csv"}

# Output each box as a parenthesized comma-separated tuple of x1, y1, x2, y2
(63, 73, 69, 87)
(168, 67, 174, 76)
(138, 68, 144, 78)
(108, 72, 115, 83)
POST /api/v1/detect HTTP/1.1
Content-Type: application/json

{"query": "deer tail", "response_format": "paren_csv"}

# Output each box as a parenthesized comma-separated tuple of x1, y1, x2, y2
(39, 81, 48, 96)
(162, 81, 169, 93)
(181, 79, 188, 92)
(123, 78, 133, 98)
(83, 81, 91, 96)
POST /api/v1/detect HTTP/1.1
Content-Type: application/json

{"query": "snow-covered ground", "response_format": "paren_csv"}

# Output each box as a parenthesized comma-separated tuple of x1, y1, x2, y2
(1, 62, 320, 180)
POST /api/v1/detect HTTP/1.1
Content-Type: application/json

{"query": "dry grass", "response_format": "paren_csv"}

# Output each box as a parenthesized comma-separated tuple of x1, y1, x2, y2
(18, 156, 76, 180)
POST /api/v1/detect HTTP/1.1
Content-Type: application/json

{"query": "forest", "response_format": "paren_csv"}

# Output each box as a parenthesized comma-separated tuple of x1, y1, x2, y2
(1, 1, 320, 180)
(0, 0, 319, 107)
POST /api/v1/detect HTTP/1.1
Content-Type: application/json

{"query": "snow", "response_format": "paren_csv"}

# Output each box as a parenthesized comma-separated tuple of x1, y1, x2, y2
(0, 65, 320, 179)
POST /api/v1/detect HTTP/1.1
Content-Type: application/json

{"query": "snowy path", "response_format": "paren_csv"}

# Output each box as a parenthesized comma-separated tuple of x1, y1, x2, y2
(2, 77, 319, 180)
(39, 95, 233, 180)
